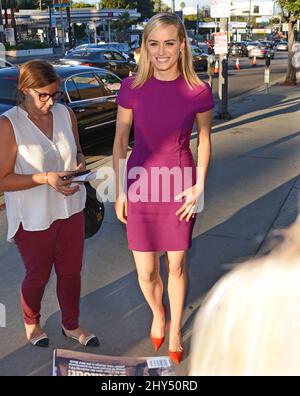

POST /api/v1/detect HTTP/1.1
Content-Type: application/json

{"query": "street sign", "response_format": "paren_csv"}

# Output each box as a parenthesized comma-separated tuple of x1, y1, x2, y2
(5, 28, 15, 45)
(210, 0, 230, 18)
(214, 31, 228, 55)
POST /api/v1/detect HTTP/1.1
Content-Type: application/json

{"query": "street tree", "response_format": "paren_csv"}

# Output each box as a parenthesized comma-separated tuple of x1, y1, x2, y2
(278, 0, 300, 85)
(153, 0, 172, 13)
(136, 0, 154, 20)
(180, 2, 186, 11)
(100, 0, 136, 8)
(112, 11, 132, 41)
(72, 2, 94, 7)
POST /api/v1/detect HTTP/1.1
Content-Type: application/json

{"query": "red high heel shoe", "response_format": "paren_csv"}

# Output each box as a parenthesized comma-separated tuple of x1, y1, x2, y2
(168, 321, 184, 364)
(150, 304, 167, 351)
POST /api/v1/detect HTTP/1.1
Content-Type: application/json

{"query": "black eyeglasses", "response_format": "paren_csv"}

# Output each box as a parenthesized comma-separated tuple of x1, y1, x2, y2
(32, 88, 63, 102)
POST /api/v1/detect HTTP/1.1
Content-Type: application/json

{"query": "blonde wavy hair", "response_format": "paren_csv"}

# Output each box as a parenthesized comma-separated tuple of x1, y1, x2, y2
(189, 220, 300, 376)
(133, 13, 202, 88)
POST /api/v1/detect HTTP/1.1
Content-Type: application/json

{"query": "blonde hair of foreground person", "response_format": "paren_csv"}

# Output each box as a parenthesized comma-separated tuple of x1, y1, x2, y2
(189, 220, 300, 376)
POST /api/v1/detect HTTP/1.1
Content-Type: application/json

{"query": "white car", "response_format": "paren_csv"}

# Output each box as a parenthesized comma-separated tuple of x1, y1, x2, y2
(276, 41, 288, 51)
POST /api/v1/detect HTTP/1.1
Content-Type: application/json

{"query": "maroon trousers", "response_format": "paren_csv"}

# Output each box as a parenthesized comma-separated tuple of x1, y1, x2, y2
(14, 211, 84, 330)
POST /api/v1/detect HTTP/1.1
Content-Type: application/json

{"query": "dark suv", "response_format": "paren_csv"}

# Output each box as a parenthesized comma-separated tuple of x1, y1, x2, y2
(229, 42, 248, 57)
(59, 48, 136, 79)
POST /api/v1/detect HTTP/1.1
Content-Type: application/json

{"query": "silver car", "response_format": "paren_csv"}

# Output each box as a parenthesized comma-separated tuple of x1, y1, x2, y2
(248, 44, 275, 59)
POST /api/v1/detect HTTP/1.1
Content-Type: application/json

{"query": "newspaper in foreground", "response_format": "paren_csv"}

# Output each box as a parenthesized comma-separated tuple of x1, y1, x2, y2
(53, 349, 176, 376)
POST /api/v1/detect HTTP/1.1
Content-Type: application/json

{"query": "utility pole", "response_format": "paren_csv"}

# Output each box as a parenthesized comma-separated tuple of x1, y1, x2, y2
(172, 0, 175, 13)
(217, 17, 231, 119)
(60, 0, 65, 54)
(4, 0, 8, 28)
(247, 0, 252, 39)
(0, 0, 5, 43)
(66, 4, 72, 49)
(10, 0, 17, 45)
(196, 3, 199, 35)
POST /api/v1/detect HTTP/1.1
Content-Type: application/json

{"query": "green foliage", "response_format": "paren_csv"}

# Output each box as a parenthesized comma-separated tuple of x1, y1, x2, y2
(5, 40, 51, 50)
(73, 23, 87, 39)
(16, 0, 36, 9)
(153, 0, 171, 13)
(100, 0, 136, 8)
(72, 2, 94, 8)
(278, 0, 300, 15)
(136, 0, 153, 19)
(111, 11, 132, 41)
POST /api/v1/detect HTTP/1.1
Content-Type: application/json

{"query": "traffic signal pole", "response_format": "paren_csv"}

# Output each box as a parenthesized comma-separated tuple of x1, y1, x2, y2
(217, 17, 231, 119)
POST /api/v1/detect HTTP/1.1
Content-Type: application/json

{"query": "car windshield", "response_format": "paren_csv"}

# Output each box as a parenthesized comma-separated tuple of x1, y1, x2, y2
(0, 75, 18, 104)
(198, 45, 208, 53)
(66, 50, 100, 59)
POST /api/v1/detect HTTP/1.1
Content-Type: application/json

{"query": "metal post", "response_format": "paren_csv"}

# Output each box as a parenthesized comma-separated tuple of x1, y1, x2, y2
(247, 0, 252, 39)
(172, 0, 175, 13)
(66, 5, 72, 49)
(60, 0, 65, 54)
(4, 0, 8, 27)
(10, 0, 17, 44)
(217, 17, 231, 119)
(0, 0, 5, 43)
(108, 19, 111, 42)
(93, 20, 97, 43)
(49, 5, 52, 45)
(196, 3, 199, 36)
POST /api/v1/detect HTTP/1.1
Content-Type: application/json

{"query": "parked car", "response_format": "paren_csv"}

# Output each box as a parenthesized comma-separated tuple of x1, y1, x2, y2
(229, 42, 248, 57)
(67, 42, 134, 60)
(246, 41, 260, 52)
(276, 40, 288, 51)
(196, 42, 209, 55)
(0, 65, 125, 148)
(59, 48, 136, 79)
(191, 45, 209, 71)
(0, 58, 16, 68)
(205, 39, 215, 54)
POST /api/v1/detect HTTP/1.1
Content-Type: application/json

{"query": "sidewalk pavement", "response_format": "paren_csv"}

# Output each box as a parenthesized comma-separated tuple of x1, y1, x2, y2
(0, 78, 300, 376)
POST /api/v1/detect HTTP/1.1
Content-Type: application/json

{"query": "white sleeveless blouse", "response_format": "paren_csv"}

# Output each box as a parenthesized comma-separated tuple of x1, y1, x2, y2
(3, 103, 86, 241)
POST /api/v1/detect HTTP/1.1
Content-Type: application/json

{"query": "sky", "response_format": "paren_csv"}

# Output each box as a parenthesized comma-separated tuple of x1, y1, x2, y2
(164, 1, 274, 15)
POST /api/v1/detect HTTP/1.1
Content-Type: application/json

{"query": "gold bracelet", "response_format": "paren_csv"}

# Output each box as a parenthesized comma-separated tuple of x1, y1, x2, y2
(44, 172, 48, 185)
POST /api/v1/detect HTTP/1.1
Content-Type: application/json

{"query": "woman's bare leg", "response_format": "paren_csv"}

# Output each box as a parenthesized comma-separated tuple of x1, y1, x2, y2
(132, 251, 165, 338)
(166, 250, 187, 351)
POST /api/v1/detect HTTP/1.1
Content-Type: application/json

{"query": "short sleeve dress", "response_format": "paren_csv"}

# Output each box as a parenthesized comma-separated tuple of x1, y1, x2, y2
(116, 75, 214, 252)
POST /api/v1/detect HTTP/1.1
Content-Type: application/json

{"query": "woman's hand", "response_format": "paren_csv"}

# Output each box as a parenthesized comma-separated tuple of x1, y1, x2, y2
(115, 194, 127, 224)
(175, 184, 203, 222)
(47, 172, 80, 196)
(76, 152, 86, 171)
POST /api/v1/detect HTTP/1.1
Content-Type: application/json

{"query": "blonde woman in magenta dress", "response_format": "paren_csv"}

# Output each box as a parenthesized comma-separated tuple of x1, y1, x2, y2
(113, 13, 213, 364)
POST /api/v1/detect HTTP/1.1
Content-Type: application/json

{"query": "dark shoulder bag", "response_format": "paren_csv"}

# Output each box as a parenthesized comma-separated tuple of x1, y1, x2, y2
(84, 182, 105, 239)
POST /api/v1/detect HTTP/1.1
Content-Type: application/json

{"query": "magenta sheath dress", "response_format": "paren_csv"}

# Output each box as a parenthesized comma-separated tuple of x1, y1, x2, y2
(116, 75, 214, 252)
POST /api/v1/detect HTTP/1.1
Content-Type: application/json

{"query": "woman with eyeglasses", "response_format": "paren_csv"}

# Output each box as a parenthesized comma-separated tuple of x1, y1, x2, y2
(0, 60, 99, 348)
